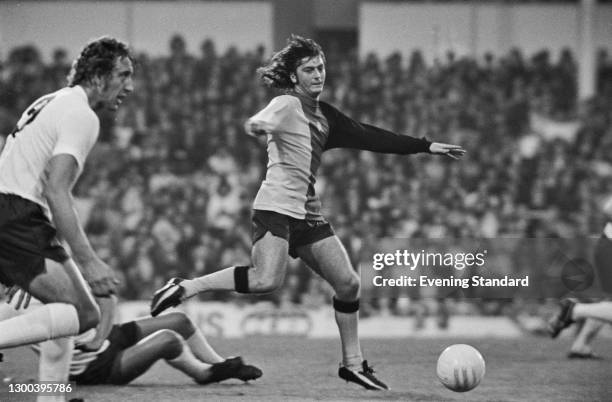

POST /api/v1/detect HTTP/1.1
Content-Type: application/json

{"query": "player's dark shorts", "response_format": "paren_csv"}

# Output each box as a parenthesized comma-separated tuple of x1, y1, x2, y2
(252, 210, 335, 258)
(0, 193, 69, 287)
(594, 235, 612, 295)
(70, 321, 139, 385)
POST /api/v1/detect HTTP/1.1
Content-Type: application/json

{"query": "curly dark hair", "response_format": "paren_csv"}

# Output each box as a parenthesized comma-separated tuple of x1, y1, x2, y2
(67, 36, 132, 86)
(256, 35, 325, 89)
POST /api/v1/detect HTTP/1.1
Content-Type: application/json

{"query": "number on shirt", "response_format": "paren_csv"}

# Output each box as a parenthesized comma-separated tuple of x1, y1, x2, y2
(10, 94, 56, 137)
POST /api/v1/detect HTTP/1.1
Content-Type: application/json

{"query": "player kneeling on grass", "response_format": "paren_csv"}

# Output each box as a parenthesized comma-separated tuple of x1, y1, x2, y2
(547, 196, 612, 358)
(2, 289, 261, 386)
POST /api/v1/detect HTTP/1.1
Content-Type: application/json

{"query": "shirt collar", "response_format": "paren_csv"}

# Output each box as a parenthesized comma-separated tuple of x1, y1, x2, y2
(292, 90, 319, 109)
(73, 85, 89, 104)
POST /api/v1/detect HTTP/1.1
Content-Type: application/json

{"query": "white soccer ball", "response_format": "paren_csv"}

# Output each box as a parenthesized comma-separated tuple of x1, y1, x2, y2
(436, 344, 485, 392)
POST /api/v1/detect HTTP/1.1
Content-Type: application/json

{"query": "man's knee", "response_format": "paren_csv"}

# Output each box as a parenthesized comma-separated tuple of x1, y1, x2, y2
(249, 270, 284, 293)
(155, 329, 184, 359)
(32, 259, 101, 332)
(164, 312, 195, 338)
(334, 272, 360, 300)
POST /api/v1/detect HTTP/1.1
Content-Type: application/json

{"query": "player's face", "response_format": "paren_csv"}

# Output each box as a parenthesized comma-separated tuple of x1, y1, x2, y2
(99, 56, 134, 110)
(292, 55, 326, 99)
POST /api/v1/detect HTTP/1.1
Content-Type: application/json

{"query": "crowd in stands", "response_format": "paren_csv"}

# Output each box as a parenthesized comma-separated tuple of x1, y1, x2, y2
(1, 36, 611, 316)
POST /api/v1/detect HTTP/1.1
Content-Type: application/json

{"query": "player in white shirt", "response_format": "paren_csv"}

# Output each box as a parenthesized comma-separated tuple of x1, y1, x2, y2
(0, 37, 134, 393)
(548, 196, 612, 355)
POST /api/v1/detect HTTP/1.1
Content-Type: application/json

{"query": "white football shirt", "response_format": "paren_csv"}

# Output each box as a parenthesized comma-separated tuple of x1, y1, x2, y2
(0, 86, 99, 209)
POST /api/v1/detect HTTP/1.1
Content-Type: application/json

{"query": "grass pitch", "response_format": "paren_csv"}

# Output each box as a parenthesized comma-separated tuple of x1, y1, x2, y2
(2, 336, 611, 401)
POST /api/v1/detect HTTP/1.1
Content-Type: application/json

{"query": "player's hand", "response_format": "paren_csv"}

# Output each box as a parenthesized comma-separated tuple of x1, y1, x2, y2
(82, 259, 119, 297)
(6, 286, 32, 310)
(73, 328, 103, 352)
(429, 143, 466, 160)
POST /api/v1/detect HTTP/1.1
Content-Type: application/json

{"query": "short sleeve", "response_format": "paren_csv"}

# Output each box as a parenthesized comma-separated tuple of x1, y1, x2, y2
(245, 95, 296, 136)
(52, 108, 100, 170)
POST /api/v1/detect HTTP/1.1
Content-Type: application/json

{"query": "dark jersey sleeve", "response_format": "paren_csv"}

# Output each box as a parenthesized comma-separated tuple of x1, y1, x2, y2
(320, 102, 431, 154)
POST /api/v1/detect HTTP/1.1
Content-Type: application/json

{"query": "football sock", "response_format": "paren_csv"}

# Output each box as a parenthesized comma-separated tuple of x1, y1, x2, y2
(37, 337, 74, 402)
(333, 297, 363, 370)
(186, 331, 224, 364)
(39, 336, 73, 380)
(182, 266, 250, 298)
(0, 303, 80, 349)
(570, 319, 604, 353)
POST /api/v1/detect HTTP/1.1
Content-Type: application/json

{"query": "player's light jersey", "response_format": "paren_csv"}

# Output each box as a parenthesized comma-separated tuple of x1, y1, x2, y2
(0, 86, 99, 210)
(246, 92, 431, 220)
(247, 94, 327, 220)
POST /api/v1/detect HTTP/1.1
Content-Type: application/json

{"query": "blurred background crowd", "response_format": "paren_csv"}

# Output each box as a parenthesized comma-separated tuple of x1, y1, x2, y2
(1, 35, 611, 316)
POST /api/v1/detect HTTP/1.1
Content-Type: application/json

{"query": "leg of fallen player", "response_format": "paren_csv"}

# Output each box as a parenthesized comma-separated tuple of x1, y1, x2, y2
(109, 329, 237, 385)
(132, 312, 224, 363)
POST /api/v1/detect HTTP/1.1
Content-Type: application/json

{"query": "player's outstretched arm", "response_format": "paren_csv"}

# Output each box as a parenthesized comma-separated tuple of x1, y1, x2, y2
(323, 102, 462, 156)
(44, 154, 118, 297)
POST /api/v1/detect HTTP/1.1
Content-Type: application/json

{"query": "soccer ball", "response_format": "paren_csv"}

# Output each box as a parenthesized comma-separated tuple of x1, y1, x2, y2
(436, 344, 485, 392)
